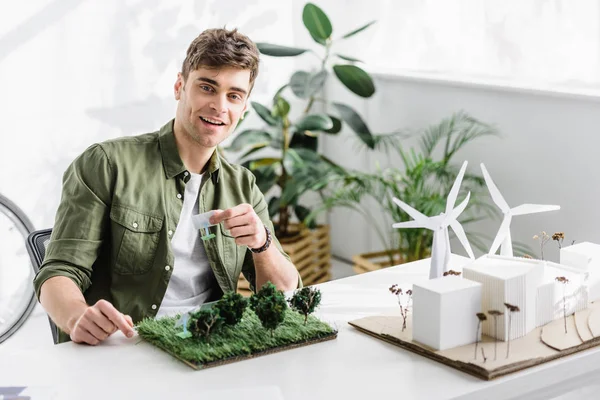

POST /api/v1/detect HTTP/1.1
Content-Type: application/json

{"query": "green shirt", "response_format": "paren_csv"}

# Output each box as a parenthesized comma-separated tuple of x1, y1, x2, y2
(33, 120, 294, 343)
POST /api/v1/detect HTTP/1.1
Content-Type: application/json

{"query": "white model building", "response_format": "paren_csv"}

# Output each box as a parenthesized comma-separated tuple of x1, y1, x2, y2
(412, 276, 482, 351)
(462, 255, 587, 341)
(463, 256, 544, 341)
(560, 242, 600, 302)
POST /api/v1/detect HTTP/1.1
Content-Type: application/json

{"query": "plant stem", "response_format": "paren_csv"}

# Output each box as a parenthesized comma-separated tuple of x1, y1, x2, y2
(506, 313, 512, 359)
(279, 118, 291, 237)
(563, 286, 567, 334)
(474, 321, 480, 360)
(494, 316, 498, 361)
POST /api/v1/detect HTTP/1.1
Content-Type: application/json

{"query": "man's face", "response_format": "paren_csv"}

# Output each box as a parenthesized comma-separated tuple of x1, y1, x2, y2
(174, 67, 250, 149)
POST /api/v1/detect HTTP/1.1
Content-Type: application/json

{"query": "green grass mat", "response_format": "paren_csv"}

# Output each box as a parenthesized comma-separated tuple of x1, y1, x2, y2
(136, 310, 337, 369)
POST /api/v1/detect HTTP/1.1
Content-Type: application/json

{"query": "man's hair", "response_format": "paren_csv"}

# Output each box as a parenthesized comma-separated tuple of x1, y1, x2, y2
(181, 28, 260, 91)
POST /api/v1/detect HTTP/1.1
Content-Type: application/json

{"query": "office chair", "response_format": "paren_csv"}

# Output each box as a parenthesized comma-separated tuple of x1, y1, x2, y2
(26, 228, 59, 344)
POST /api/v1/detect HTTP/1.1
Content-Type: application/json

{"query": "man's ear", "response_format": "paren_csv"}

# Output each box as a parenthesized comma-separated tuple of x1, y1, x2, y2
(174, 73, 184, 100)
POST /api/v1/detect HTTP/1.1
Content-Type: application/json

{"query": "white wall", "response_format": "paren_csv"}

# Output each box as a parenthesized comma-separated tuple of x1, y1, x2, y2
(323, 72, 600, 263)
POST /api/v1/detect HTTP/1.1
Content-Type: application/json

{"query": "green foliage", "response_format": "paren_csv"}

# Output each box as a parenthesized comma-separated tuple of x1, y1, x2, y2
(308, 112, 504, 264)
(136, 310, 336, 368)
(227, 2, 380, 238)
(288, 286, 322, 324)
(214, 292, 248, 326)
(249, 282, 288, 336)
(189, 308, 224, 340)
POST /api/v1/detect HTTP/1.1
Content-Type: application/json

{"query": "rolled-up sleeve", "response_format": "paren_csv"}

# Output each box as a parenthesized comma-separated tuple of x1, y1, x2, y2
(33, 144, 114, 300)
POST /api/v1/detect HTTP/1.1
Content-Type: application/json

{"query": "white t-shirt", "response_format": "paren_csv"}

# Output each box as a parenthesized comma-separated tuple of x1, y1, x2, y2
(156, 172, 217, 317)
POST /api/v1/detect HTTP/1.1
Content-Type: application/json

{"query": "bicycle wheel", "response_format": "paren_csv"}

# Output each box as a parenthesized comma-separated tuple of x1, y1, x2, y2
(0, 193, 36, 343)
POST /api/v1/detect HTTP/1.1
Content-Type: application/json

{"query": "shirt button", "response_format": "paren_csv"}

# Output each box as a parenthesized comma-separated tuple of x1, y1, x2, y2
(151, 304, 157, 310)
(132, 222, 138, 228)
(184, 171, 189, 176)
(165, 265, 171, 271)
(176, 193, 182, 199)
(168, 230, 173, 236)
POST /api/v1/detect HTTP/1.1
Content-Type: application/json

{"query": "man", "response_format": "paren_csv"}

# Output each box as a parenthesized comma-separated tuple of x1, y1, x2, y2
(33, 28, 300, 345)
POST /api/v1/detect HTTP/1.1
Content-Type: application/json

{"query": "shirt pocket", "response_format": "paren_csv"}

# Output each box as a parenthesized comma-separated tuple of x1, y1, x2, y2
(110, 204, 164, 275)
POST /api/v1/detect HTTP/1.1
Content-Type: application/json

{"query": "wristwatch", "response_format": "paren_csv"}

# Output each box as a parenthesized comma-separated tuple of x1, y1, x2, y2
(250, 225, 272, 253)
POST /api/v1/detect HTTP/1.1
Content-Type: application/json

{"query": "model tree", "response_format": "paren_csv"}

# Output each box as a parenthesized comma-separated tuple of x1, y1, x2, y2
(250, 282, 288, 337)
(503, 303, 520, 358)
(288, 286, 322, 324)
(488, 309, 504, 361)
(214, 292, 248, 326)
(474, 312, 487, 360)
(189, 307, 224, 341)
(389, 284, 413, 331)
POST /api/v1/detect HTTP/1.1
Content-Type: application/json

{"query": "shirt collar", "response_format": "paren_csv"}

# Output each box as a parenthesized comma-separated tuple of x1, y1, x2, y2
(158, 119, 221, 183)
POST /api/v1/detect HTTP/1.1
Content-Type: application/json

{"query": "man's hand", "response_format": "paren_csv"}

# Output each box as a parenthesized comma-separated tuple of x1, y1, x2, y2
(210, 204, 266, 249)
(69, 299, 135, 345)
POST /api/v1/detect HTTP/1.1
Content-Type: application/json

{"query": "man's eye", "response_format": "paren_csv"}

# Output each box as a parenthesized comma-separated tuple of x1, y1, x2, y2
(200, 85, 213, 92)
(230, 94, 242, 100)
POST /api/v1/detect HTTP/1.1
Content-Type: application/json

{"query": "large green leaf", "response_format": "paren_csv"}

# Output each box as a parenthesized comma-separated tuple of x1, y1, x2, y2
(272, 96, 290, 119)
(294, 114, 333, 131)
(324, 115, 342, 134)
(289, 70, 328, 99)
(257, 43, 309, 57)
(282, 149, 305, 176)
(289, 131, 318, 151)
(268, 196, 280, 218)
(302, 3, 332, 45)
(239, 143, 268, 160)
(294, 205, 316, 229)
(249, 158, 280, 170)
(332, 102, 375, 148)
(335, 54, 363, 63)
(341, 20, 376, 39)
(227, 129, 272, 152)
(332, 65, 375, 98)
(252, 164, 279, 194)
(280, 178, 301, 206)
(251, 102, 277, 126)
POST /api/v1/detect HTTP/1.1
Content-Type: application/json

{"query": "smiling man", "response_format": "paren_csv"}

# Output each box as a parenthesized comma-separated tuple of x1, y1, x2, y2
(33, 28, 300, 345)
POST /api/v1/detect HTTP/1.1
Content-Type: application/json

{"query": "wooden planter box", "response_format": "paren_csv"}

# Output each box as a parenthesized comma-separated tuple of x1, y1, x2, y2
(237, 224, 331, 296)
(352, 250, 404, 274)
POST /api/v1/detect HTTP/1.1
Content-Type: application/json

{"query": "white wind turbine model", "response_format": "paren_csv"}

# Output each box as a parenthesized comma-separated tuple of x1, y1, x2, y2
(480, 163, 560, 256)
(392, 161, 475, 279)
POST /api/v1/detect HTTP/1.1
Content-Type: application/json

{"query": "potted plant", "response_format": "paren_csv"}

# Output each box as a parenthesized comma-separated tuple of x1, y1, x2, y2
(307, 111, 506, 273)
(226, 2, 382, 291)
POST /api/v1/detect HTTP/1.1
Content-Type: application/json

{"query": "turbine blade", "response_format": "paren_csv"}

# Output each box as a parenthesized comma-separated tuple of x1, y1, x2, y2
(450, 220, 475, 259)
(489, 214, 512, 255)
(392, 220, 429, 229)
(447, 191, 471, 222)
(446, 161, 468, 214)
(480, 163, 510, 212)
(511, 203, 560, 216)
(392, 197, 429, 223)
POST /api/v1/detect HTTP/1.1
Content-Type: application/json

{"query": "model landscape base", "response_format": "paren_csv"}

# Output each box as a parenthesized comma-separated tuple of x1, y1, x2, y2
(136, 311, 337, 370)
(349, 301, 600, 380)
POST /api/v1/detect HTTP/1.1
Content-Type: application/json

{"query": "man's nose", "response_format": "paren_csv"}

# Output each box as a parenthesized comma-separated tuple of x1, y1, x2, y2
(209, 95, 228, 114)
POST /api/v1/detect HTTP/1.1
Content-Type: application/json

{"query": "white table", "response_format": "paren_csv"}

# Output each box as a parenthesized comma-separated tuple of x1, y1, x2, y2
(2, 255, 600, 400)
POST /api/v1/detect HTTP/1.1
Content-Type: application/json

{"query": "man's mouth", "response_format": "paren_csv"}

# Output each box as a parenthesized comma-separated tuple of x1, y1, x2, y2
(200, 116, 226, 126)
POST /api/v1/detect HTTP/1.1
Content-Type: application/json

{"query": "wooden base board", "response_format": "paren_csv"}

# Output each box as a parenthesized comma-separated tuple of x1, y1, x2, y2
(145, 331, 338, 370)
(349, 310, 600, 380)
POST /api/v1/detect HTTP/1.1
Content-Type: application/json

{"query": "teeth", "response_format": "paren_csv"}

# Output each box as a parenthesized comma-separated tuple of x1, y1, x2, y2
(200, 116, 224, 125)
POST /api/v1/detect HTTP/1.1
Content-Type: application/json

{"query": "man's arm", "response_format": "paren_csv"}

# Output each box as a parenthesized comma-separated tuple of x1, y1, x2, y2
(210, 204, 298, 291)
(40, 276, 134, 344)
(34, 144, 133, 344)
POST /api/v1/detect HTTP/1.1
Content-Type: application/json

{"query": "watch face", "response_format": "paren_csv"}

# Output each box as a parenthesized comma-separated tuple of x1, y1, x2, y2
(0, 196, 35, 344)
